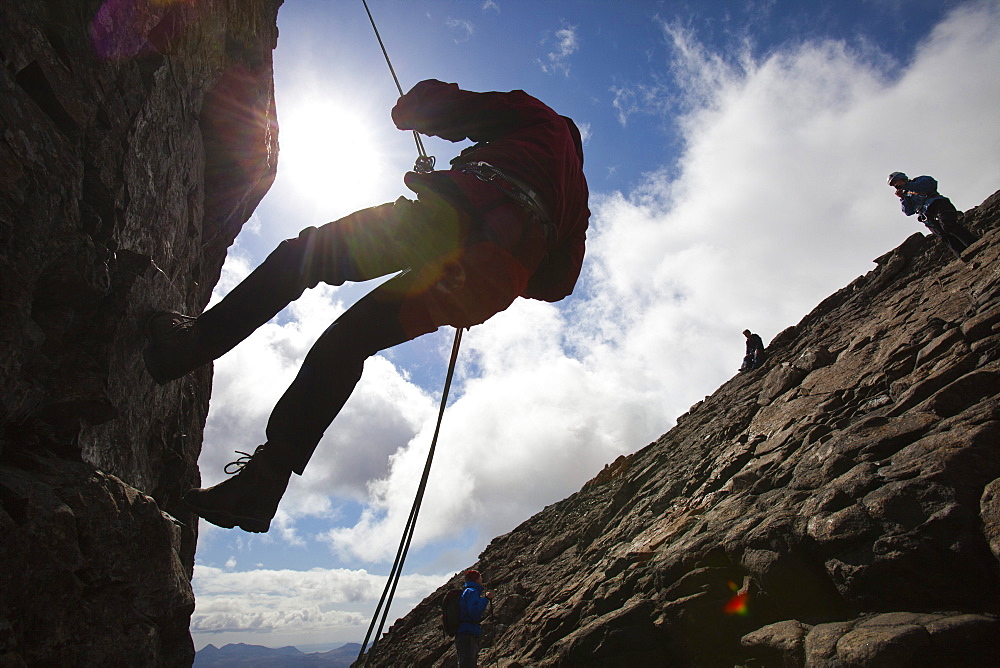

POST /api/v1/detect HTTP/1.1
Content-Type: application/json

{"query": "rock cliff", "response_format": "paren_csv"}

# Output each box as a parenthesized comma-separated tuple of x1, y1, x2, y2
(364, 193, 1000, 666)
(0, 1, 281, 664)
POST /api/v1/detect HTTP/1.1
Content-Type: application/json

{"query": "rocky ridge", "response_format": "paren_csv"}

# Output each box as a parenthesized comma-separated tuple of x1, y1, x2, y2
(1, 1, 281, 665)
(364, 192, 1000, 666)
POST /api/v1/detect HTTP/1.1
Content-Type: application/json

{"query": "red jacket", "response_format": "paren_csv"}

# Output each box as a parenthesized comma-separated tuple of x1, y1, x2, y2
(391, 80, 589, 302)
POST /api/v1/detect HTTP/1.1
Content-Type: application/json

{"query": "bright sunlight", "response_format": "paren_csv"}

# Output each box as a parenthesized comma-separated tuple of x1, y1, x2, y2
(277, 98, 385, 217)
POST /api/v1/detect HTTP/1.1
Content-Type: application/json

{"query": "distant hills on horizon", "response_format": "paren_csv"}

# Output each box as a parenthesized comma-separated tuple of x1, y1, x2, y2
(194, 642, 363, 667)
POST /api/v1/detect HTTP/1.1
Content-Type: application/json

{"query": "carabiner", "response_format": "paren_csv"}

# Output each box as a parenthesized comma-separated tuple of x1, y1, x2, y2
(414, 155, 436, 173)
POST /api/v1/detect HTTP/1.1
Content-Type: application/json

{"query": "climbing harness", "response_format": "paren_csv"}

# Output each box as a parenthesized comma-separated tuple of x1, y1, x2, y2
(356, 2, 460, 663)
(457, 161, 552, 226)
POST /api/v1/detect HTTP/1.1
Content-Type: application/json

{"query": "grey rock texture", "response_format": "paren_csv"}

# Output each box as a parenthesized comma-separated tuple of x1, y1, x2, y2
(364, 191, 1000, 667)
(1, 1, 281, 664)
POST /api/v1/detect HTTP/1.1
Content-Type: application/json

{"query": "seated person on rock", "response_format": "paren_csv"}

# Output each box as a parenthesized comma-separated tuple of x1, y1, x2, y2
(741, 329, 765, 372)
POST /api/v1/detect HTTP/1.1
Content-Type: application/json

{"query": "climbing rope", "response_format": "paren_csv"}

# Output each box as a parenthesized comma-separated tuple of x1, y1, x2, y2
(357, 328, 463, 664)
(361, 0, 435, 173)
(356, 2, 459, 663)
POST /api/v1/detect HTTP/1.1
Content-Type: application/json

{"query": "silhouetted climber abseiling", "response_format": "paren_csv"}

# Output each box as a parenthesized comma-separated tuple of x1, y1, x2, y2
(888, 171, 977, 258)
(740, 329, 765, 372)
(143, 79, 590, 533)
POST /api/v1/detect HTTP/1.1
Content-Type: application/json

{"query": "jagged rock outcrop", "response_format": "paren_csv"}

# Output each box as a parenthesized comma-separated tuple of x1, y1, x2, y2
(1, 1, 281, 664)
(364, 192, 1000, 667)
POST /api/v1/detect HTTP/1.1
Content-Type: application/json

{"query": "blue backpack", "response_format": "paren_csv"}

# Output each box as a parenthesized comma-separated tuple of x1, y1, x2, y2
(907, 175, 938, 195)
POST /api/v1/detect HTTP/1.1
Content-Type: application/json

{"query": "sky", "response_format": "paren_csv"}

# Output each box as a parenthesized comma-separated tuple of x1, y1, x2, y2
(186, 0, 1000, 652)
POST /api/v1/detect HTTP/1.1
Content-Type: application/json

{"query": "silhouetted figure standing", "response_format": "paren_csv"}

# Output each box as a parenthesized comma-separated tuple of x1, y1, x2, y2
(741, 329, 765, 372)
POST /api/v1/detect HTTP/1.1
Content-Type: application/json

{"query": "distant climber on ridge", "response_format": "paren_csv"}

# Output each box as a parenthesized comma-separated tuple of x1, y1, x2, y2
(888, 172, 977, 258)
(740, 329, 765, 372)
(142, 79, 590, 533)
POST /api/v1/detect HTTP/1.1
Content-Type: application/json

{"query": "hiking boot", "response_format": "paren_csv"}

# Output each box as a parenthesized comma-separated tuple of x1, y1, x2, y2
(142, 311, 215, 384)
(183, 445, 291, 533)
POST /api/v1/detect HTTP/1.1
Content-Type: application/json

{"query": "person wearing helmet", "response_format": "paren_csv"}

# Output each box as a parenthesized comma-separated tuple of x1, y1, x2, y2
(887, 172, 977, 258)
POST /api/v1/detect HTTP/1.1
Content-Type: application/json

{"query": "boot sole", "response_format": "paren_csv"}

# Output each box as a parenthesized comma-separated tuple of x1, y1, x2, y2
(183, 496, 272, 533)
(142, 346, 178, 385)
(141, 311, 199, 385)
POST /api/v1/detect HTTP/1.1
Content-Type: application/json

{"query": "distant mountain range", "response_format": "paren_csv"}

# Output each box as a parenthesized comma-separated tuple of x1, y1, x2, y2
(194, 643, 363, 667)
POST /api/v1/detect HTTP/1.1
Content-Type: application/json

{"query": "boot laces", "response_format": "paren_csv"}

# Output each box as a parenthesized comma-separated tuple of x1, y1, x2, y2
(223, 446, 265, 475)
(167, 313, 198, 332)
(149, 311, 197, 335)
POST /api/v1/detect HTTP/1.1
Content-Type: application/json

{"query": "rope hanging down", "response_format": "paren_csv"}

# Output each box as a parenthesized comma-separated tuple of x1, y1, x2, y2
(361, 0, 435, 174)
(356, 1, 458, 663)
(357, 328, 464, 664)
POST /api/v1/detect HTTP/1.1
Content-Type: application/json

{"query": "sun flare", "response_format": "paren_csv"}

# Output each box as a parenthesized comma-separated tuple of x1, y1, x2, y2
(277, 98, 385, 215)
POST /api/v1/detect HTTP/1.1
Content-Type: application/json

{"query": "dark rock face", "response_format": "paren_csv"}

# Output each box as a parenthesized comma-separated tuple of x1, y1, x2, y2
(365, 192, 1000, 667)
(0, 1, 281, 664)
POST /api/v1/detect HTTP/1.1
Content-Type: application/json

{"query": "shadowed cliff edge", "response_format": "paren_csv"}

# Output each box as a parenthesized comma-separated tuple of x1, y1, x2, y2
(363, 192, 1000, 666)
(0, 1, 282, 665)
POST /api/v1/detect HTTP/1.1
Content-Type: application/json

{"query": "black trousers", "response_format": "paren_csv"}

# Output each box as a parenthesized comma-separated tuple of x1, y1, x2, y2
(925, 199, 977, 256)
(196, 179, 546, 474)
(456, 633, 481, 667)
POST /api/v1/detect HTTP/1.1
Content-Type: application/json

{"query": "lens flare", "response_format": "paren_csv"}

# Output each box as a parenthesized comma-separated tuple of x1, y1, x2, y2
(91, 0, 194, 60)
(723, 581, 749, 616)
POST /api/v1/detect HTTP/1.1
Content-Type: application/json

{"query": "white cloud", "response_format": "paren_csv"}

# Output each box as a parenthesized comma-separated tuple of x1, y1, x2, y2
(538, 25, 580, 76)
(318, 300, 656, 561)
(191, 564, 447, 645)
(445, 18, 474, 43)
(611, 21, 745, 127)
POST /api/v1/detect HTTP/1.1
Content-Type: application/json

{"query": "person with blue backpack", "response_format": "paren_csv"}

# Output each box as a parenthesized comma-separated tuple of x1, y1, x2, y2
(888, 172, 977, 258)
(456, 569, 492, 667)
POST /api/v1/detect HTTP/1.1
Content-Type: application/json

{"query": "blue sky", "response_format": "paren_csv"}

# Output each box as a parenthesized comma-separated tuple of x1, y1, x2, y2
(188, 0, 1000, 651)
